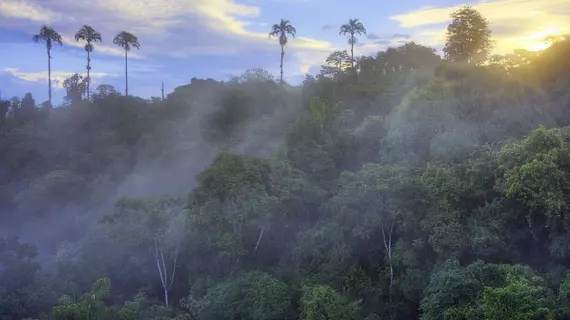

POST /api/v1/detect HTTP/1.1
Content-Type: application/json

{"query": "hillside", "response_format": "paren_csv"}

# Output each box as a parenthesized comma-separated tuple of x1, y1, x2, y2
(1, 7, 570, 320)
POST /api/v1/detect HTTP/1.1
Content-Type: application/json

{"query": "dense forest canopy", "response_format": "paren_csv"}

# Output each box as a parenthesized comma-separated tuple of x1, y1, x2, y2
(1, 5, 570, 320)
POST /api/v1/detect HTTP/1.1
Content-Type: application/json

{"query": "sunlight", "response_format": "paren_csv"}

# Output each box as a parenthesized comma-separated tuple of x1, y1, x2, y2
(507, 25, 566, 52)
(526, 41, 552, 51)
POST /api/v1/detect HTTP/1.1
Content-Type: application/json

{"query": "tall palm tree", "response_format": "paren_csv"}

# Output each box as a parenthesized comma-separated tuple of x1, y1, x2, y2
(269, 19, 296, 85)
(339, 18, 367, 68)
(75, 25, 102, 100)
(113, 31, 140, 96)
(33, 26, 62, 109)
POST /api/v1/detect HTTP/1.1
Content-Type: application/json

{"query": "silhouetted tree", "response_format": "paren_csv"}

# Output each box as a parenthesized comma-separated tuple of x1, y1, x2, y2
(339, 18, 367, 68)
(269, 19, 296, 85)
(443, 6, 493, 64)
(63, 73, 88, 105)
(0, 99, 8, 131)
(113, 31, 140, 96)
(33, 26, 62, 109)
(75, 25, 102, 100)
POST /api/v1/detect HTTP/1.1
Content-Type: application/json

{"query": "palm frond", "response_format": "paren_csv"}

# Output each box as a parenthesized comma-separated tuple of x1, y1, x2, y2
(269, 24, 281, 38)
(286, 25, 296, 37)
(339, 24, 351, 36)
(113, 31, 140, 51)
(269, 19, 296, 42)
(33, 25, 63, 46)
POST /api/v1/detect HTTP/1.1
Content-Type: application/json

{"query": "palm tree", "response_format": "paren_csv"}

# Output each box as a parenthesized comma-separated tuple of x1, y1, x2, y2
(75, 25, 102, 100)
(33, 26, 62, 109)
(269, 19, 296, 85)
(339, 18, 367, 68)
(113, 31, 140, 96)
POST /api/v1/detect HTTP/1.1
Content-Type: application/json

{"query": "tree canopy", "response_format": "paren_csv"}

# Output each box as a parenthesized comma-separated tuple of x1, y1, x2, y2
(2, 8, 570, 320)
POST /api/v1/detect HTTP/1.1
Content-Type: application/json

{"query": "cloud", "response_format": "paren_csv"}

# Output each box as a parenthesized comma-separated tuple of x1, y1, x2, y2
(389, 0, 570, 53)
(0, 67, 118, 88)
(61, 34, 142, 59)
(367, 33, 380, 40)
(374, 40, 391, 46)
(0, 1, 58, 23)
(0, 0, 337, 61)
(321, 24, 335, 32)
(0, 0, 343, 97)
(391, 33, 411, 39)
(367, 33, 411, 42)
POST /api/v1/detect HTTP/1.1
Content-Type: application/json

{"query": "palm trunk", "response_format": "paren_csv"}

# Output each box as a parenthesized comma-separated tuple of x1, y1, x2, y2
(47, 47, 52, 109)
(350, 34, 355, 68)
(280, 44, 284, 85)
(86, 50, 91, 99)
(124, 49, 128, 96)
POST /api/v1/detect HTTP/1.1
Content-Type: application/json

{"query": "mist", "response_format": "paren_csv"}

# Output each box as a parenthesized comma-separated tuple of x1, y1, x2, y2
(2, 6, 570, 320)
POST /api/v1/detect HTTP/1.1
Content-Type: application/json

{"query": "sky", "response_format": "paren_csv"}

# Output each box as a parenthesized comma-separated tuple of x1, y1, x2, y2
(0, 0, 569, 104)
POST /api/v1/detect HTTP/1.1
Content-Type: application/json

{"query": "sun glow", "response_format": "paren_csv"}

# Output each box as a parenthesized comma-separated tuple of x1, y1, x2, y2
(526, 41, 552, 51)
(508, 26, 566, 52)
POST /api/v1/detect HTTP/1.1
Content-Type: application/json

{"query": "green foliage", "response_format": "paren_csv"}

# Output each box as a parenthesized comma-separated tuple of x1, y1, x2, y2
(6, 13, 570, 320)
(482, 274, 553, 320)
(443, 6, 493, 64)
(190, 152, 272, 205)
(191, 271, 291, 320)
(300, 284, 361, 320)
(51, 277, 111, 320)
(421, 261, 554, 320)
(15, 170, 87, 215)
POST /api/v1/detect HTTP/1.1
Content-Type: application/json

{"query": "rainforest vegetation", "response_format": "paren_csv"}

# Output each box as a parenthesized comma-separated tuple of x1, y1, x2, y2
(2, 5, 570, 320)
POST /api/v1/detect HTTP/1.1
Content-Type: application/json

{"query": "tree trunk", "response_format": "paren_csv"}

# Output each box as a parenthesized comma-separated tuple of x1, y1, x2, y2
(382, 220, 395, 320)
(280, 44, 284, 85)
(124, 49, 128, 96)
(350, 34, 355, 68)
(254, 225, 266, 253)
(164, 287, 169, 307)
(86, 49, 91, 100)
(47, 47, 52, 109)
(154, 240, 169, 307)
(153, 237, 179, 308)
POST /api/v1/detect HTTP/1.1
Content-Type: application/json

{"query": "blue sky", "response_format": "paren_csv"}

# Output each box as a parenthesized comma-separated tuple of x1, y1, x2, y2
(0, 0, 568, 105)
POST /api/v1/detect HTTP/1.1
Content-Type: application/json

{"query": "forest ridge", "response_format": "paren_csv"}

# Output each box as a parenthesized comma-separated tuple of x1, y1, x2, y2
(0, 0, 566, 101)
(1, 5, 570, 320)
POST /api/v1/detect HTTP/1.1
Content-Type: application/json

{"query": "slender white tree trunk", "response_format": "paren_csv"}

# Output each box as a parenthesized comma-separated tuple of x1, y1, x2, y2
(382, 219, 395, 320)
(254, 224, 266, 253)
(153, 238, 180, 307)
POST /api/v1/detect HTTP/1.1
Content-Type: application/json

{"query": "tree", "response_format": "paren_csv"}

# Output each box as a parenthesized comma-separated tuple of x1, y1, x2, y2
(101, 196, 185, 307)
(300, 285, 361, 320)
(443, 6, 493, 64)
(52, 277, 112, 320)
(191, 271, 292, 320)
(113, 31, 140, 96)
(0, 99, 8, 131)
(321, 50, 351, 79)
(269, 19, 296, 85)
(94, 84, 118, 98)
(0, 237, 47, 319)
(63, 73, 88, 105)
(33, 25, 62, 109)
(339, 18, 367, 68)
(75, 25, 102, 100)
